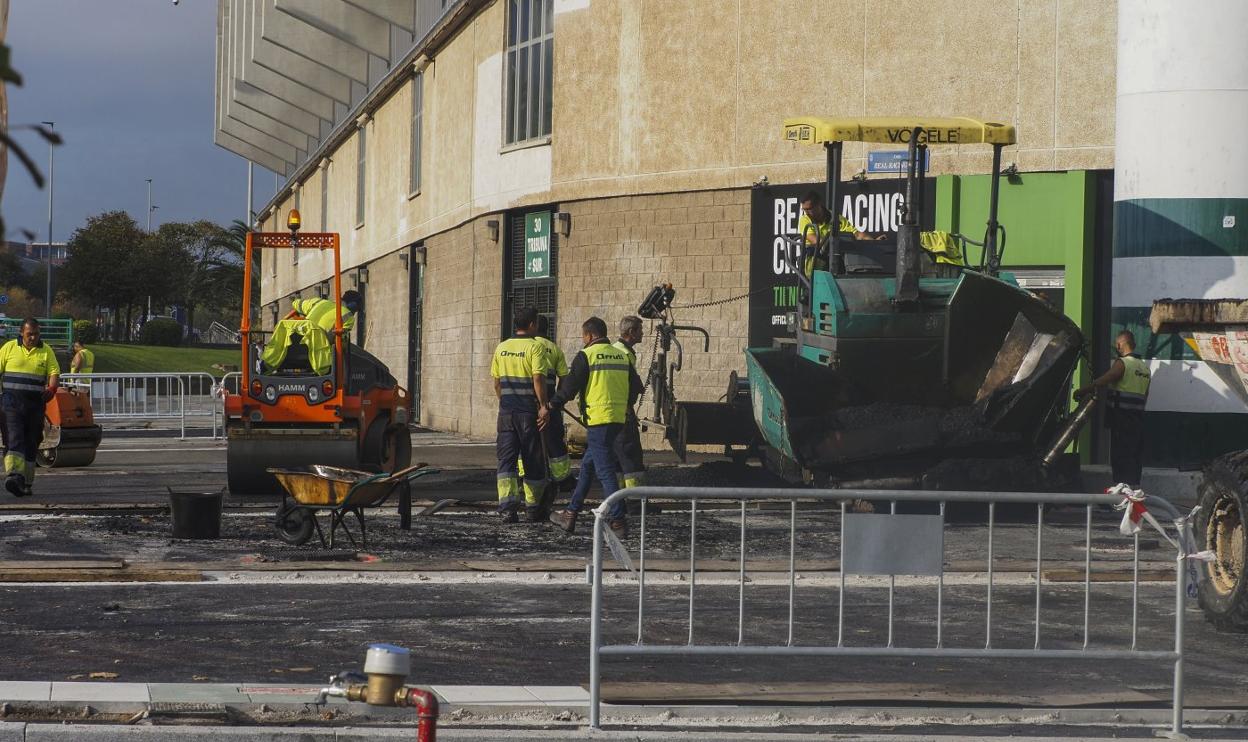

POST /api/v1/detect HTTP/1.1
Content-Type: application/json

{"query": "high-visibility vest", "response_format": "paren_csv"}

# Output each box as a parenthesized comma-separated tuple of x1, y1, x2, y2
(1109, 354, 1151, 411)
(491, 336, 549, 413)
(0, 339, 59, 396)
(534, 335, 568, 397)
(612, 340, 636, 368)
(76, 347, 95, 374)
(294, 297, 355, 332)
(577, 342, 630, 426)
(798, 212, 856, 277)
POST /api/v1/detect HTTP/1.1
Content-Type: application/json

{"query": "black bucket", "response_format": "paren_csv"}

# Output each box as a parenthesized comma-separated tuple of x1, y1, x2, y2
(168, 488, 224, 539)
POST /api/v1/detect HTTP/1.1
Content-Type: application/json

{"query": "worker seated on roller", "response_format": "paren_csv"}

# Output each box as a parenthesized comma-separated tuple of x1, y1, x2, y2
(260, 291, 362, 376)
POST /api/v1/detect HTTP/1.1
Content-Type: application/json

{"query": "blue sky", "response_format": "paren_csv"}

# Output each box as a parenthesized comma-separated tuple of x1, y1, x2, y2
(3, 0, 279, 243)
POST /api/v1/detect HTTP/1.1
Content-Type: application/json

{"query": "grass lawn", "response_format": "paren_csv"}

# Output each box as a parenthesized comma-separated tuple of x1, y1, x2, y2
(91, 343, 242, 375)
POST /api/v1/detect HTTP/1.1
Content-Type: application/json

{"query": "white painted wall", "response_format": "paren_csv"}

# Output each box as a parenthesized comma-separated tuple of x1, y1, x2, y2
(471, 51, 552, 212)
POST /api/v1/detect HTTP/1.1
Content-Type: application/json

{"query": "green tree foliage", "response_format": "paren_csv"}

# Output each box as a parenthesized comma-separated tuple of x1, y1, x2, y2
(72, 319, 97, 344)
(139, 317, 182, 347)
(60, 211, 146, 340)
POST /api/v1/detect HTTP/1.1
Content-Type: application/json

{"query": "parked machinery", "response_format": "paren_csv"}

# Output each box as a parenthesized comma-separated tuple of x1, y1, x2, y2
(644, 117, 1092, 493)
(37, 385, 103, 468)
(223, 212, 412, 495)
(1150, 299, 1248, 631)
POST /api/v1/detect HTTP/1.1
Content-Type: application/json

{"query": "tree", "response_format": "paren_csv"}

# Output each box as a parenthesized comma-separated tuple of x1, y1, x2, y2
(150, 220, 231, 338)
(60, 211, 145, 340)
(203, 220, 260, 329)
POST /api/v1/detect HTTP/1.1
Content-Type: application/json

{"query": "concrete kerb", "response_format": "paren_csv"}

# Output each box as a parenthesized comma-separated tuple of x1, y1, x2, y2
(7, 724, 1248, 741)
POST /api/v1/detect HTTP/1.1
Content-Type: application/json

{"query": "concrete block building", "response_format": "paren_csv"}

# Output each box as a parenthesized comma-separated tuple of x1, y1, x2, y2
(218, 0, 1238, 465)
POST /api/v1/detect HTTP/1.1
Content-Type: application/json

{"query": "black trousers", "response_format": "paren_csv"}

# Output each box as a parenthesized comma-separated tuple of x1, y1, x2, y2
(1109, 408, 1145, 487)
(496, 410, 547, 509)
(1, 391, 43, 479)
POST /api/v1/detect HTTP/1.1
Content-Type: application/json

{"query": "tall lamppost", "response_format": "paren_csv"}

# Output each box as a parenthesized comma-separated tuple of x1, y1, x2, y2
(146, 178, 153, 231)
(41, 120, 54, 313)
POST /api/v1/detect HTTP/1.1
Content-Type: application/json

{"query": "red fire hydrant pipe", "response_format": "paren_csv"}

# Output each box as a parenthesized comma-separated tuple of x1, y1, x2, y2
(404, 687, 438, 742)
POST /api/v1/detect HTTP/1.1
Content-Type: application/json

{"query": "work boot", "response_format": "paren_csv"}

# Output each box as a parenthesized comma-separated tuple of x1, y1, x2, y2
(525, 504, 549, 523)
(498, 505, 519, 524)
(608, 518, 629, 540)
(549, 509, 578, 533)
(4, 474, 25, 499)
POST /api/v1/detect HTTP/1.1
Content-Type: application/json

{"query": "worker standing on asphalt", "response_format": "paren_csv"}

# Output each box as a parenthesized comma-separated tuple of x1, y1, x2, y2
(612, 315, 646, 491)
(533, 315, 573, 494)
(491, 307, 551, 523)
(0, 318, 59, 498)
(1074, 330, 1152, 486)
(70, 340, 94, 374)
(543, 316, 641, 538)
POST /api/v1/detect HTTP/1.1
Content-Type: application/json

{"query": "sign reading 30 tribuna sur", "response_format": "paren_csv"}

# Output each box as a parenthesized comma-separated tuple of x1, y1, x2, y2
(524, 211, 552, 280)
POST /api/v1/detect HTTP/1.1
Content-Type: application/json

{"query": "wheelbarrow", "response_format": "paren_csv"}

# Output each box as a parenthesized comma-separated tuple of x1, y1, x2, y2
(267, 463, 450, 549)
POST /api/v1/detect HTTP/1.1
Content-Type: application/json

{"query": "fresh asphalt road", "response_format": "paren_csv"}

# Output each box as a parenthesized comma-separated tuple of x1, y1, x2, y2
(2, 427, 1247, 713)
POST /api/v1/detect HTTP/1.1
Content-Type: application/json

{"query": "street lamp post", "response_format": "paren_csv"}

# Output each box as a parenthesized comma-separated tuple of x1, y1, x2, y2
(41, 121, 54, 314)
(146, 178, 152, 231)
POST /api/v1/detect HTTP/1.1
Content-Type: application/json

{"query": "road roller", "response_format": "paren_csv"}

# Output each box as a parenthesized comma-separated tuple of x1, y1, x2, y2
(37, 384, 103, 468)
(223, 212, 413, 495)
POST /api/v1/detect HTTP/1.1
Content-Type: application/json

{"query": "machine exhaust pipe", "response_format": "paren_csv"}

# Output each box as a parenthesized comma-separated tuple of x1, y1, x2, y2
(1041, 397, 1096, 468)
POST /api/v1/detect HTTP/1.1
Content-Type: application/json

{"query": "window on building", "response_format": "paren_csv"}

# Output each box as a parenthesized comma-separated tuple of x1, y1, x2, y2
(356, 125, 367, 227)
(504, 0, 553, 146)
(291, 186, 301, 265)
(320, 164, 329, 232)
(410, 72, 423, 195)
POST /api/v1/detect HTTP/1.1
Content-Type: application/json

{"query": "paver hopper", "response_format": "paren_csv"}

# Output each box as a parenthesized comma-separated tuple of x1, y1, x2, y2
(1151, 299, 1248, 630)
(223, 212, 412, 495)
(646, 117, 1090, 492)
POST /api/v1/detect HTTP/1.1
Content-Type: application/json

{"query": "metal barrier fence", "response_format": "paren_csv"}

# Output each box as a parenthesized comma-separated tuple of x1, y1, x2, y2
(588, 487, 1196, 735)
(62, 372, 232, 439)
(0, 318, 73, 352)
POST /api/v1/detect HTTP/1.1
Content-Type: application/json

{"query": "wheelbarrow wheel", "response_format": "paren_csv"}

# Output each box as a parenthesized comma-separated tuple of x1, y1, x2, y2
(275, 504, 315, 545)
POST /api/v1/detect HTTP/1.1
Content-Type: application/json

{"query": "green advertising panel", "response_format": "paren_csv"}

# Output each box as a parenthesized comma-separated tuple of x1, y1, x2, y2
(524, 211, 551, 280)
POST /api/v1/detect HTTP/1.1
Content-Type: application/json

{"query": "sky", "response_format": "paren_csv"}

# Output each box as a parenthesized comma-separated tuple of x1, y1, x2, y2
(2, 0, 279, 244)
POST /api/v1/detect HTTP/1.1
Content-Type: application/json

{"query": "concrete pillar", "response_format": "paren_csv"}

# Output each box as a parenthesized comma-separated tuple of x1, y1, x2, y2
(1114, 0, 1248, 461)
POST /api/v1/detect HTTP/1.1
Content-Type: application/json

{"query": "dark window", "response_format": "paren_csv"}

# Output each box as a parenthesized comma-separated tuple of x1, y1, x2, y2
(356, 126, 367, 226)
(410, 73, 423, 194)
(504, 0, 553, 146)
(408, 246, 424, 421)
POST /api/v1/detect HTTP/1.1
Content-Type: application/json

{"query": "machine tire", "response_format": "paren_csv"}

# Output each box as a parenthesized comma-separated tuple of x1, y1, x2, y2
(381, 425, 413, 473)
(275, 504, 315, 546)
(37, 446, 96, 468)
(1196, 452, 1248, 632)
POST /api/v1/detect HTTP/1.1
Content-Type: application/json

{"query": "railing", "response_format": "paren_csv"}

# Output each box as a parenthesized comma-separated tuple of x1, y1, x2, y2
(62, 372, 234, 439)
(207, 321, 241, 344)
(587, 486, 1198, 736)
(0, 317, 73, 352)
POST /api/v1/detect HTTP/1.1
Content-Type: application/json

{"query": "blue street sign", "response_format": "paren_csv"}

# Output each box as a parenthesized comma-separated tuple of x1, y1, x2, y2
(0, 294, 9, 305)
(867, 149, 930, 174)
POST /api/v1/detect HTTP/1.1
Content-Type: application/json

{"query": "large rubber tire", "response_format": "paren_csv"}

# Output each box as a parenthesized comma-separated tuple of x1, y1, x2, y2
(275, 504, 315, 546)
(38, 446, 96, 468)
(1196, 452, 1248, 632)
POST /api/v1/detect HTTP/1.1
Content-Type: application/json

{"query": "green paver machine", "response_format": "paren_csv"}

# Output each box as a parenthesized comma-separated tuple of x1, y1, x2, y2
(1150, 300, 1248, 630)
(646, 116, 1092, 492)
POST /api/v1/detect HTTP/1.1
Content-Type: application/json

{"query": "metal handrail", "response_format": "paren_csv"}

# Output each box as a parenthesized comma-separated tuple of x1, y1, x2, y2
(587, 486, 1196, 736)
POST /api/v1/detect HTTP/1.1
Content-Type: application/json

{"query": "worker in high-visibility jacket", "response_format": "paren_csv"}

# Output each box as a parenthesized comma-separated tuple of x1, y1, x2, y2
(491, 306, 551, 523)
(70, 340, 95, 374)
(612, 315, 646, 491)
(798, 189, 881, 277)
(0, 318, 59, 497)
(292, 289, 362, 334)
(1075, 330, 1152, 486)
(262, 290, 363, 374)
(542, 316, 642, 539)
(532, 314, 572, 492)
